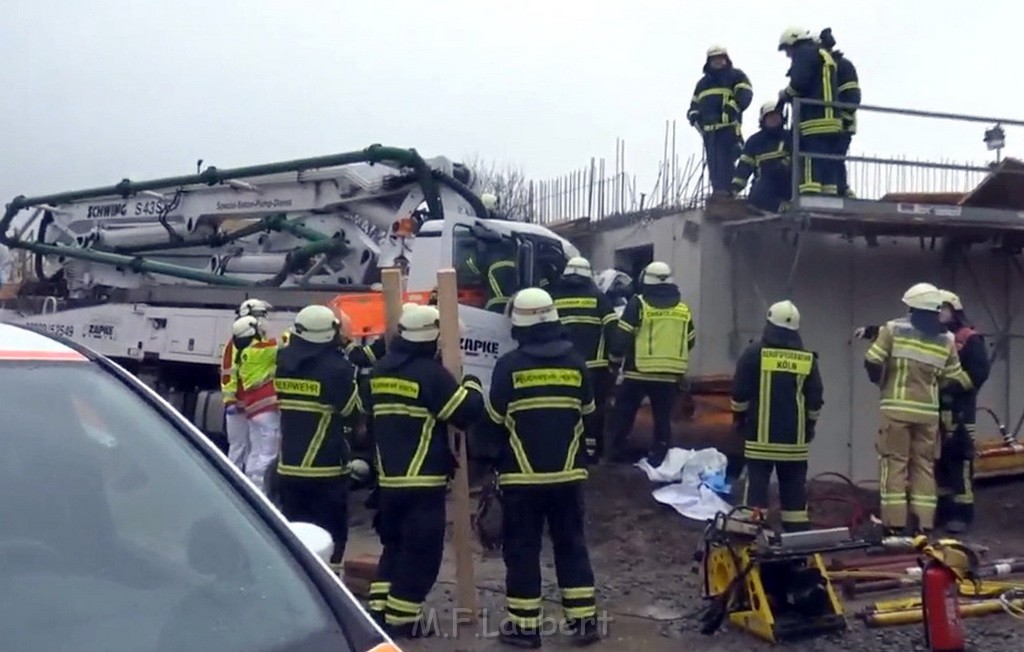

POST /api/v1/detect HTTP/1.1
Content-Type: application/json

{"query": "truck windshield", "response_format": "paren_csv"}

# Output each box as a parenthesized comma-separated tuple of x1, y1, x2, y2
(0, 360, 354, 652)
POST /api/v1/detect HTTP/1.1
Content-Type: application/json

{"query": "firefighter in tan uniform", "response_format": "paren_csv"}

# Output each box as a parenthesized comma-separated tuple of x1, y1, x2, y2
(864, 283, 972, 534)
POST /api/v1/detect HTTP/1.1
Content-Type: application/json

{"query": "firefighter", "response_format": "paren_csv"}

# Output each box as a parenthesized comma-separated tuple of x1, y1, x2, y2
(608, 262, 696, 467)
(731, 101, 793, 212)
(366, 303, 485, 638)
(484, 287, 601, 648)
(687, 45, 754, 197)
(731, 300, 823, 532)
(818, 27, 860, 197)
(222, 298, 271, 469)
(232, 314, 282, 494)
(864, 283, 973, 534)
(935, 290, 990, 533)
(274, 305, 361, 570)
(546, 256, 618, 462)
(776, 26, 842, 196)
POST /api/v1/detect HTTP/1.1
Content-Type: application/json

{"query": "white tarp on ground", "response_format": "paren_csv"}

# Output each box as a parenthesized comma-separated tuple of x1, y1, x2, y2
(635, 447, 732, 521)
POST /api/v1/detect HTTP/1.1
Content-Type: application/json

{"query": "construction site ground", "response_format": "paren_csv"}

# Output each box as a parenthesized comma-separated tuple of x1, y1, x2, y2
(344, 466, 1024, 651)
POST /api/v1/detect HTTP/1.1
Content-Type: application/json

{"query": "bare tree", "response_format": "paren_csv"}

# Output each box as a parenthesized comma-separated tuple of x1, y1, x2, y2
(463, 155, 532, 222)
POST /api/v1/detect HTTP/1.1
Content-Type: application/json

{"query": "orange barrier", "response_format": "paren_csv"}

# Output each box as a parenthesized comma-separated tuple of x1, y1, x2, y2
(327, 287, 487, 338)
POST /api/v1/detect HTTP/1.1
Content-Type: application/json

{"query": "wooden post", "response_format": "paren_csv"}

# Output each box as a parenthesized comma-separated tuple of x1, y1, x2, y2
(381, 267, 404, 344)
(436, 268, 477, 631)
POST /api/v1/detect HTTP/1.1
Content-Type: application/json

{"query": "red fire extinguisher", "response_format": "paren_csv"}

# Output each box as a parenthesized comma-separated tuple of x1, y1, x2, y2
(917, 536, 978, 652)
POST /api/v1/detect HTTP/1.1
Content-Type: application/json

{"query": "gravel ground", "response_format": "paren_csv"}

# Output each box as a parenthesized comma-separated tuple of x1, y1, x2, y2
(345, 467, 1024, 651)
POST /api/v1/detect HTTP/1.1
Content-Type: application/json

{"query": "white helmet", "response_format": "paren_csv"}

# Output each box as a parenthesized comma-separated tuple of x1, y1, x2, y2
(706, 44, 729, 58)
(563, 256, 593, 278)
(642, 261, 674, 285)
(902, 282, 942, 311)
(293, 305, 340, 344)
(480, 193, 498, 211)
(238, 298, 272, 318)
(232, 315, 266, 340)
(760, 100, 781, 121)
(398, 304, 441, 342)
(510, 288, 559, 327)
(778, 26, 812, 50)
(767, 300, 800, 331)
(938, 289, 963, 311)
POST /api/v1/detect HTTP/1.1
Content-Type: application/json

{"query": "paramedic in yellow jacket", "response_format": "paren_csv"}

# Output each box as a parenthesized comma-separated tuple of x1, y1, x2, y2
(221, 298, 272, 471)
(864, 283, 972, 534)
(607, 261, 696, 467)
(233, 315, 282, 494)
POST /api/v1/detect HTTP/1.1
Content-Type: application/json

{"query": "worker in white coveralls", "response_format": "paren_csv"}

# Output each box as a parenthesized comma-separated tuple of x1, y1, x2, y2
(231, 314, 282, 493)
(220, 299, 272, 471)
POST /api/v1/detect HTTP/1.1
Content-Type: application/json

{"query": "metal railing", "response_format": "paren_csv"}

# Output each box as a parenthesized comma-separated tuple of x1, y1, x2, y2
(790, 99, 1024, 203)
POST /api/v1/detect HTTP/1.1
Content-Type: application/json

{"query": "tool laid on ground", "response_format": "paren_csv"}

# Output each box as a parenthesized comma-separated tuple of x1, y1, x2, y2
(696, 506, 871, 643)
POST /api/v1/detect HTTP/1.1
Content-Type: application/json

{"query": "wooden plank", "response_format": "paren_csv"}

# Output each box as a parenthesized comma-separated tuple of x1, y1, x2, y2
(436, 268, 478, 632)
(380, 267, 404, 344)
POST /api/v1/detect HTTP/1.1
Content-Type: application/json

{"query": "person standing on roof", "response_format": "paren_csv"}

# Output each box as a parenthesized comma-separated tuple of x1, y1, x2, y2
(365, 303, 485, 638)
(818, 27, 861, 197)
(731, 101, 793, 212)
(688, 45, 754, 197)
(607, 262, 696, 467)
(864, 283, 973, 535)
(934, 290, 989, 533)
(776, 26, 842, 196)
(482, 288, 602, 648)
(274, 305, 362, 571)
(221, 299, 272, 470)
(731, 301, 823, 532)
(232, 314, 282, 494)
(546, 257, 618, 462)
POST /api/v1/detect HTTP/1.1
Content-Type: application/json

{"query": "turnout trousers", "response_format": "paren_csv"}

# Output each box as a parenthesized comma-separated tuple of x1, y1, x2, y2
(609, 379, 677, 462)
(501, 483, 597, 634)
(936, 420, 976, 527)
(369, 487, 447, 633)
(277, 475, 349, 564)
(797, 133, 842, 196)
(744, 459, 810, 532)
(585, 367, 613, 461)
(704, 128, 740, 193)
(877, 414, 939, 530)
(748, 173, 792, 213)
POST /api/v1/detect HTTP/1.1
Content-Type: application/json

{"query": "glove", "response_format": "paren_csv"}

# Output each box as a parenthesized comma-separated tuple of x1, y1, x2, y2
(687, 112, 699, 128)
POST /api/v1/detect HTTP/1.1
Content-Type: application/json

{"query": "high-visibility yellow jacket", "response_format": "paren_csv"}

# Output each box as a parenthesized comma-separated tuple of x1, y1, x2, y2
(220, 339, 239, 406)
(237, 339, 279, 418)
(613, 287, 696, 382)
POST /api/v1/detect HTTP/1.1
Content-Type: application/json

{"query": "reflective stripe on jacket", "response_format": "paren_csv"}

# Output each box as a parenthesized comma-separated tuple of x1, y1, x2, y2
(731, 343, 824, 461)
(487, 341, 595, 487)
(866, 318, 971, 423)
(238, 339, 279, 417)
(276, 338, 362, 478)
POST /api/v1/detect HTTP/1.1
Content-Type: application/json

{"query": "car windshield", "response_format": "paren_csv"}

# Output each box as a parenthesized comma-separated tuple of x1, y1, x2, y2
(0, 360, 354, 652)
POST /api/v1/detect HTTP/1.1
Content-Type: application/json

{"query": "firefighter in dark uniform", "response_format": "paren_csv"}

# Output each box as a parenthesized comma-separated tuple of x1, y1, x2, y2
(731, 101, 793, 212)
(546, 256, 618, 462)
(731, 300, 824, 532)
(366, 303, 485, 638)
(607, 261, 696, 467)
(483, 287, 601, 648)
(935, 291, 989, 533)
(777, 26, 842, 196)
(818, 27, 861, 197)
(688, 45, 754, 197)
(274, 305, 362, 570)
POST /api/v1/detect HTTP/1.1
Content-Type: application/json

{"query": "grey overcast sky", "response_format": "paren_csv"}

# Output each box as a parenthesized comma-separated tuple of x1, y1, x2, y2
(0, 0, 1014, 204)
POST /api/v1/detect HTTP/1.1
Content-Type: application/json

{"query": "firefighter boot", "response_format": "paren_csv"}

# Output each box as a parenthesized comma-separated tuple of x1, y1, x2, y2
(566, 617, 602, 647)
(499, 623, 542, 649)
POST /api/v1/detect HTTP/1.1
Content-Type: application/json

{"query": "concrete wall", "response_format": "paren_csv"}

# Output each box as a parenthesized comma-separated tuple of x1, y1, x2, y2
(579, 211, 1024, 481)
